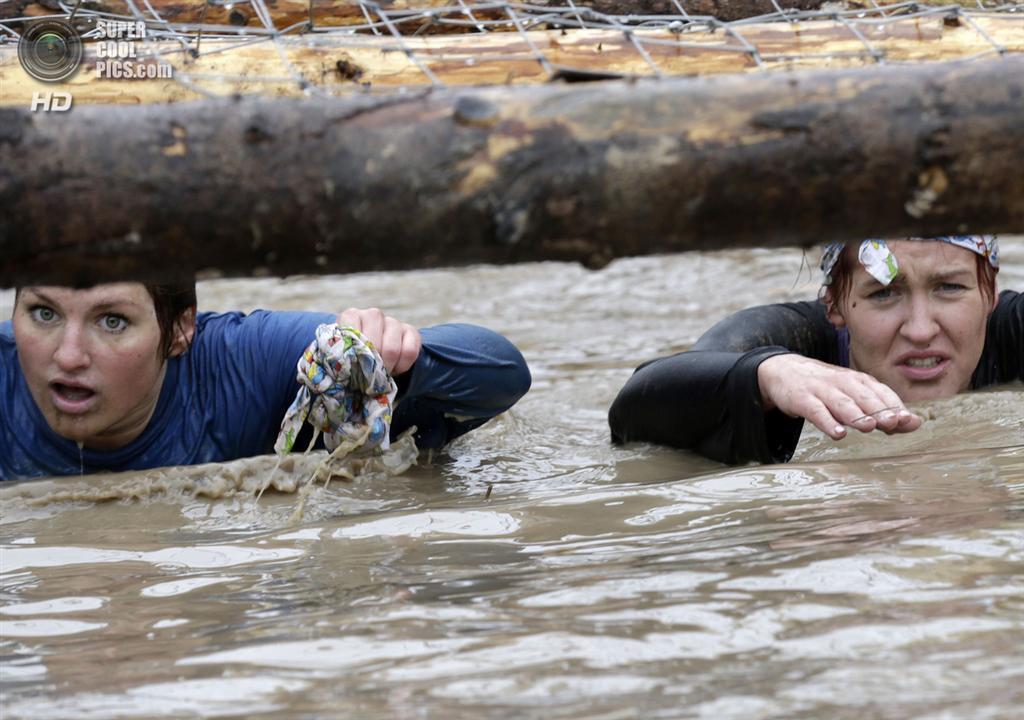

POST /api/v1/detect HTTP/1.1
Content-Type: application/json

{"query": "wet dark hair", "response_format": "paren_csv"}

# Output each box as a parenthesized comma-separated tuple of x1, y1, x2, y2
(14, 281, 197, 359)
(145, 282, 197, 358)
(823, 242, 997, 313)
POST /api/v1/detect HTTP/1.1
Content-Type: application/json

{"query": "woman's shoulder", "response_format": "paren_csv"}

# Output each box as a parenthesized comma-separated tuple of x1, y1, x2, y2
(0, 321, 16, 377)
(192, 310, 333, 346)
(973, 289, 1023, 387)
(990, 290, 1022, 329)
(692, 300, 835, 355)
(186, 309, 335, 385)
(996, 288, 1020, 304)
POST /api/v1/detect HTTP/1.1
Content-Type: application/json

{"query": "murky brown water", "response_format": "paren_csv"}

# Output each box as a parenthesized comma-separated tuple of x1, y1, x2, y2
(2, 240, 1022, 719)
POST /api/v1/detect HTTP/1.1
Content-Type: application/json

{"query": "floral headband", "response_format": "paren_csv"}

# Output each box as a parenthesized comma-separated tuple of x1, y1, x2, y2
(820, 236, 999, 287)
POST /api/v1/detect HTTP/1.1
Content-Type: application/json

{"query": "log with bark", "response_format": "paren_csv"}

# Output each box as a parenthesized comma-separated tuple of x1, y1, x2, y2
(1, 13, 1020, 105)
(0, 56, 1022, 285)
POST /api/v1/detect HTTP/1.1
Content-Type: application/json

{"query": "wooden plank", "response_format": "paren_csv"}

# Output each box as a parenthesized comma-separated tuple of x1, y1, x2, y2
(2, 15, 1021, 105)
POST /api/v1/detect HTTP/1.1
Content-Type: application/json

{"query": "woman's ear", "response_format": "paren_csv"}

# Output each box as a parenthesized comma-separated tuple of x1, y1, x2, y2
(824, 290, 847, 329)
(168, 307, 196, 358)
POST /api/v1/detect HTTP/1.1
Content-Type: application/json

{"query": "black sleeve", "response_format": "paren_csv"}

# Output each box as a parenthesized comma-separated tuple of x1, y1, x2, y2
(608, 301, 839, 465)
(972, 290, 1024, 388)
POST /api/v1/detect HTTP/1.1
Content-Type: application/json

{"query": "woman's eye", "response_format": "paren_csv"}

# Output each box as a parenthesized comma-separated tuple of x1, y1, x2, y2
(101, 314, 128, 332)
(29, 306, 57, 323)
(938, 282, 968, 293)
(868, 288, 894, 300)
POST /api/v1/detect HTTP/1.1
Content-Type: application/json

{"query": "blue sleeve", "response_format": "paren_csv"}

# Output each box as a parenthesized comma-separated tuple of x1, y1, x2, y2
(391, 323, 531, 449)
(193, 315, 531, 455)
(192, 311, 335, 457)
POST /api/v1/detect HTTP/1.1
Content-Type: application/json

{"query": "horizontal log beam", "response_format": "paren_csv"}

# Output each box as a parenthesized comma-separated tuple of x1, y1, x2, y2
(3, 15, 1021, 105)
(1, 56, 1022, 285)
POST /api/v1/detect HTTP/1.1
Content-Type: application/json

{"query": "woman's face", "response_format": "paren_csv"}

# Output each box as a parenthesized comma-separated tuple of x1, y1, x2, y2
(13, 283, 183, 450)
(827, 241, 996, 402)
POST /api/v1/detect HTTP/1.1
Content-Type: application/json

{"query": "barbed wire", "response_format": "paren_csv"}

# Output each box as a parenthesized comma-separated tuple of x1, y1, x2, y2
(0, 1, 1022, 101)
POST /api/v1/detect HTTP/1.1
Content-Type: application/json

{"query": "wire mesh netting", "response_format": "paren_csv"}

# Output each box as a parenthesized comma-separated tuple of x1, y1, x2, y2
(0, 0, 1022, 102)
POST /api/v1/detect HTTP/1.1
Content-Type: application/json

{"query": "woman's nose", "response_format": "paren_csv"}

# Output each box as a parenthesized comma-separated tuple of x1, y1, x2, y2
(899, 296, 940, 344)
(53, 326, 91, 370)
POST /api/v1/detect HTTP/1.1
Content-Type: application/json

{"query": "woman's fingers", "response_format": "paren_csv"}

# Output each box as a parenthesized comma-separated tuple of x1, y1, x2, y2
(337, 307, 364, 333)
(824, 389, 923, 436)
(379, 316, 422, 375)
(791, 386, 882, 438)
(337, 307, 421, 375)
(758, 354, 922, 440)
(378, 315, 405, 372)
(338, 307, 387, 348)
(393, 326, 422, 376)
(826, 379, 893, 433)
(799, 396, 848, 440)
(851, 377, 902, 432)
(363, 310, 387, 349)
(889, 408, 923, 434)
(821, 378, 926, 436)
(846, 374, 923, 434)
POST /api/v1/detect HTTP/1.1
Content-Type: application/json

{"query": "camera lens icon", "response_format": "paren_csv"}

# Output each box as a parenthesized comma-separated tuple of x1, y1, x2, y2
(18, 20, 83, 83)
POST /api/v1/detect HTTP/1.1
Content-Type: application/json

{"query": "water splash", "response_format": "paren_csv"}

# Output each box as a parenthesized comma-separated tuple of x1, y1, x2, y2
(0, 431, 420, 526)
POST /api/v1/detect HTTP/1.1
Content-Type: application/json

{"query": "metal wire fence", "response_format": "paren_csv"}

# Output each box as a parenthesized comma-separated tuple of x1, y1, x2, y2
(0, 0, 1022, 101)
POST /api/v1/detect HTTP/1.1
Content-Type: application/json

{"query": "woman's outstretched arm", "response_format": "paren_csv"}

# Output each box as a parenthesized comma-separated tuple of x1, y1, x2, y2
(608, 301, 917, 464)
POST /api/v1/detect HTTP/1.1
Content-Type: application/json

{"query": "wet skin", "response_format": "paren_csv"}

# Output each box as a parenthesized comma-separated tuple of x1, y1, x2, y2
(826, 241, 997, 403)
(13, 284, 193, 451)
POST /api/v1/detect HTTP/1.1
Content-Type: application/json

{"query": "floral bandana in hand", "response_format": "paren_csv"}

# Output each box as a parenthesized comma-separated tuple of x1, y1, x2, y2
(274, 324, 398, 457)
(820, 235, 999, 287)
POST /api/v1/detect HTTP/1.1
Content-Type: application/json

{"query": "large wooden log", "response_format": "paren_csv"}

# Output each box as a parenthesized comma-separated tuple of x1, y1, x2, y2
(2, 14, 1020, 105)
(0, 56, 1022, 284)
(0, 0, 845, 29)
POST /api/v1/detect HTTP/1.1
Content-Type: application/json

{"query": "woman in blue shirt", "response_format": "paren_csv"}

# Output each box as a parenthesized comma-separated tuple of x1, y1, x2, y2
(1, 281, 531, 480)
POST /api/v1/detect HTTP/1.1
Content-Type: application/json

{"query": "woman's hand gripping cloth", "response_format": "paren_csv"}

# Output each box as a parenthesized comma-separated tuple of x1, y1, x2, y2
(274, 324, 398, 457)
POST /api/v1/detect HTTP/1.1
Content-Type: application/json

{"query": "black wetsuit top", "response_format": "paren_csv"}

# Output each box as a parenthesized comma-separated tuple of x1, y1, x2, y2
(608, 290, 1023, 465)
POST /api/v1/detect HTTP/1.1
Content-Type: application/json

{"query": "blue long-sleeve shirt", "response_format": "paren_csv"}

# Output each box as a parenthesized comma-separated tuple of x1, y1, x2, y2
(1, 311, 531, 480)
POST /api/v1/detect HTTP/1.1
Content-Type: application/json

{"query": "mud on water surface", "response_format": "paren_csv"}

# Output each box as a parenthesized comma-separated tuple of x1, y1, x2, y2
(1, 240, 1022, 719)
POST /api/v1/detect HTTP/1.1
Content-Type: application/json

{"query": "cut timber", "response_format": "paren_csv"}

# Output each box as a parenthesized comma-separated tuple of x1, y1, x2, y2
(1, 56, 1022, 284)
(0, 0, 851, 29)
(1, 14, 1021, 105)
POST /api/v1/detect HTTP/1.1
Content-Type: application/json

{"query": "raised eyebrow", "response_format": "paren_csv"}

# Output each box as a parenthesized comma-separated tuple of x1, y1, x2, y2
(19, 287, 54, 305)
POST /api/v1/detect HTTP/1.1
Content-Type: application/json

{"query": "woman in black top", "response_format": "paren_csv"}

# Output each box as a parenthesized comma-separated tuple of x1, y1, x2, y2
(609, 236, 1021, 465)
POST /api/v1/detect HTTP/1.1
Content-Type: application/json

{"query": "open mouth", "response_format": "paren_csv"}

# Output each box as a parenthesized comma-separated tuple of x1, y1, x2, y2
(898, 354, 949, 381)
(50, 382, 97, 412)
(904, 357, 941, 369)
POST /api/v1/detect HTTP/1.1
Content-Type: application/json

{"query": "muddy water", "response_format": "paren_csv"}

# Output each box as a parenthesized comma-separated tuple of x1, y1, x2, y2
(2, 240, 1022, 719)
